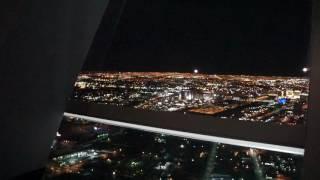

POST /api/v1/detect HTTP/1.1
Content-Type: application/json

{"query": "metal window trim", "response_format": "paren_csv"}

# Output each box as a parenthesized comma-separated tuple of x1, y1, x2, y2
(64, 112, 305, 155)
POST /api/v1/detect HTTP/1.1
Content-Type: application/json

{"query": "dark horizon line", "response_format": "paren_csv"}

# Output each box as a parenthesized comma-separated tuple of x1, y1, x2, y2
(79, 70, 309, 78)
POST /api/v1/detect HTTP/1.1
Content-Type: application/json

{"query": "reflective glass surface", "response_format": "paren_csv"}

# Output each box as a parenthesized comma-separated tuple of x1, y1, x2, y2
(43, 116, 303, 180)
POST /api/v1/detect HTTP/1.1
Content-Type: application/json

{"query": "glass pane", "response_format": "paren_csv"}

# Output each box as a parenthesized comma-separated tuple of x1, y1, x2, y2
(72, 0, 311, 126)
(43, 116, 303, 179)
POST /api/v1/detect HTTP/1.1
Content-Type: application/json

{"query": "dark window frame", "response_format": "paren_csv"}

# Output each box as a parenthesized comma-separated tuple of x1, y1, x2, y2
(302, 0, 320, 179)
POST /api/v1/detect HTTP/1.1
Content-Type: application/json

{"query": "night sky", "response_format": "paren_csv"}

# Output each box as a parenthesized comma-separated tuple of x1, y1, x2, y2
(83, 0, 311, 76)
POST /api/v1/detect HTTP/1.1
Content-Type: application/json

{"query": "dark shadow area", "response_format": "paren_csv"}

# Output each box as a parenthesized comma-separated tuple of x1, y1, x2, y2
(0, 0, 109, 179)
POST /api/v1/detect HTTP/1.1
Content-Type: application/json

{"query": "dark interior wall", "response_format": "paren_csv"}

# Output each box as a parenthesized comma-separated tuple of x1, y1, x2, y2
(0, 0, 109, 179)
(0, 0, 24, 50)
(303, 0, 320, 178)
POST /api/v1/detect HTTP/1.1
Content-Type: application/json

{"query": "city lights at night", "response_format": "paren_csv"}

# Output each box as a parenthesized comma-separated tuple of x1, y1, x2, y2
(1, 0, 315, 178)
(42, 0, 311, 178)
(43, 116, 304, 180)
(72, 72, 309, 126)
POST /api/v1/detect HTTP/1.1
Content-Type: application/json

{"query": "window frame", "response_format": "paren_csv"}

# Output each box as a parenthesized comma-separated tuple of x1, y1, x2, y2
(66, 101, 305, 151)
(301, 0, 320, 178)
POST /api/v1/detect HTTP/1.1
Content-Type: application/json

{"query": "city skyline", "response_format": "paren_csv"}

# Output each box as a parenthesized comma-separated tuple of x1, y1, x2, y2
(72, 71, 309, 126)
(80, 70, 310, 77)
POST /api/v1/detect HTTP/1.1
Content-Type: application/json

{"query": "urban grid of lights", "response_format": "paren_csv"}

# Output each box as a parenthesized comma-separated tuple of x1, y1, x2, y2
(43, 116, 303, 180)
(43, 71, 308, 179)
(72, 72, 309, 126)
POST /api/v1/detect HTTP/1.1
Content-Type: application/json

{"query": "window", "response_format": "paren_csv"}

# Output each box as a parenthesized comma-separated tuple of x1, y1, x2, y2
(76, 0, 310, 126)
(43, 115, 303, 180)
(44, 0, 315, 179)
